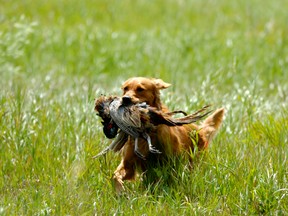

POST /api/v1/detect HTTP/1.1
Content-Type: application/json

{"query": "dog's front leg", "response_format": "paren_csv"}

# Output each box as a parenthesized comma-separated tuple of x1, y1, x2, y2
(113, 140, 137, 193)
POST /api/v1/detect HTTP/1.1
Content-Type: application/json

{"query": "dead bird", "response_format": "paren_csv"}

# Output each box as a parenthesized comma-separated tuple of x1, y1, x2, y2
(93, 96, 212, 159)
(94, 96, 188, 159)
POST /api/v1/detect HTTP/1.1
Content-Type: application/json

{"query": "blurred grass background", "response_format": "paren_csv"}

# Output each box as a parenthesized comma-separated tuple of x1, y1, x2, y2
(1, 0, 288, 215)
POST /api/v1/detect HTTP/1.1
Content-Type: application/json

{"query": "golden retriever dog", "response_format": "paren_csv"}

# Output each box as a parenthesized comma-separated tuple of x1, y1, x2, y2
(113, 77, 225, 192)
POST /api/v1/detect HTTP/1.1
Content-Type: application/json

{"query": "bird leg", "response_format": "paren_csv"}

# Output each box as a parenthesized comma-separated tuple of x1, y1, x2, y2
(134, 137, 146, 160)
(143, 132, 162, 154)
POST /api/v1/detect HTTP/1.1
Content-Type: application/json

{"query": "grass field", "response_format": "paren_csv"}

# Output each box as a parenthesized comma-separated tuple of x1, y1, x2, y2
(1, 0, 288, 215)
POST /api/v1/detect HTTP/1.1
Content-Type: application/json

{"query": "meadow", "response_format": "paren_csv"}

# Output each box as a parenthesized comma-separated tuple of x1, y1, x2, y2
(1, 0, 288, 215)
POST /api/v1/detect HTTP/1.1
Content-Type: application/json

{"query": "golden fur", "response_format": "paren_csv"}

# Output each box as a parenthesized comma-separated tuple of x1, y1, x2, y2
(113, 77, 225, 192)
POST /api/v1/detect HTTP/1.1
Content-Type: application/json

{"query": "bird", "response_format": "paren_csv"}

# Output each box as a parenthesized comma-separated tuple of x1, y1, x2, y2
(108, 97, 162, 159)
(94, 96, 212, 159)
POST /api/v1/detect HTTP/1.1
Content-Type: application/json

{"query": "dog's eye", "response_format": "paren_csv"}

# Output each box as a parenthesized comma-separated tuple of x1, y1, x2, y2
(123, 87, 128, 92)
(136, 87, 144, 92)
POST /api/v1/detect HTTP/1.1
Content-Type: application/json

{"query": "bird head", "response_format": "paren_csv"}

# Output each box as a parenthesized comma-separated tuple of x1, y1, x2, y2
(95, 95, 119, 139)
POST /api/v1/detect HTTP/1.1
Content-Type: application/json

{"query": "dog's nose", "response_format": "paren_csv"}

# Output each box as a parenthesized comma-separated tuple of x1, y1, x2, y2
(122, 95, 132, 104)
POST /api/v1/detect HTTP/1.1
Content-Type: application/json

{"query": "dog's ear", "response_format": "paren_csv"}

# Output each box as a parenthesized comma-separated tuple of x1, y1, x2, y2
(153, 78, 171, 89)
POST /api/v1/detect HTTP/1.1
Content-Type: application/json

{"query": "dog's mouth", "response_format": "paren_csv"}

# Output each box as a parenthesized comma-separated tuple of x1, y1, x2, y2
(121, 95, 140, 105)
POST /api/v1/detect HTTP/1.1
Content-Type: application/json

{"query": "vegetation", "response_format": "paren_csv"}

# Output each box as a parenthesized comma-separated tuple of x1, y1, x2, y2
(1, 0, 287, 215)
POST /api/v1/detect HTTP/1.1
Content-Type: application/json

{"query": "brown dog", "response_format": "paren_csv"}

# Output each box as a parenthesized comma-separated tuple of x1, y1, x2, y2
(112, 77, 225, 192)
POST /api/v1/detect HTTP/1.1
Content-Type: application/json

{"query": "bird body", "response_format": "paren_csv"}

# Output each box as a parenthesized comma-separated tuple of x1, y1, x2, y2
(109, 97, 161, 159)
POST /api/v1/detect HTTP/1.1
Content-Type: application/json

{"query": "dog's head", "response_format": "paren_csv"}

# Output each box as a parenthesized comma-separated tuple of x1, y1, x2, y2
(121, 77, 171, 110)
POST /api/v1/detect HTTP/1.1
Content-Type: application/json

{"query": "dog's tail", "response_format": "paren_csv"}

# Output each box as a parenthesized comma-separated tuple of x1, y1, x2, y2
(200, 108, 225, 146)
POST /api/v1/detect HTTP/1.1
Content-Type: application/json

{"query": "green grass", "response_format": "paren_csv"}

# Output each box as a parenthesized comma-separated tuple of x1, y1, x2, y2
(1, 0, 288, 215)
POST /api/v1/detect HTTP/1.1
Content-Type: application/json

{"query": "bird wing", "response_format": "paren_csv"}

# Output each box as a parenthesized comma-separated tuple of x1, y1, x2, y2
(147, 107, 177, 126)
(169, 105, 213, 125)
(109, 98, 141, 137)
(92, 146, 110, 159)
(121, 105, 142, 128)
(148, 105, 212, 126)
(92, 130, 129, 159)
(110, 130, 129, 152)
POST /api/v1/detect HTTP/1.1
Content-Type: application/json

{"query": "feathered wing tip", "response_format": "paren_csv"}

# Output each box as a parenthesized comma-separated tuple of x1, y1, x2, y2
(92, 131, 128, 159)
(171, 105, 213, 125)
(92, 146, 110, 159)
(147, 105, 213, 126)
(165, 110, 188, 116)
(109, 131, 128, 152)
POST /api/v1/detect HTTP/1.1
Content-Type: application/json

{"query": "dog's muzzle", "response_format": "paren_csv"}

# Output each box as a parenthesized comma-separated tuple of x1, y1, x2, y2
(122, 95, 132, 105)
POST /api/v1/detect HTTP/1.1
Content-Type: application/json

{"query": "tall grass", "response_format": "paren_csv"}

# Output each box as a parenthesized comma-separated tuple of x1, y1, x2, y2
(1, 0, 287, 215)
